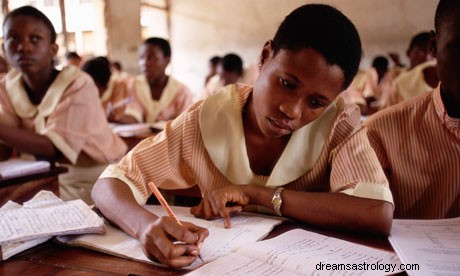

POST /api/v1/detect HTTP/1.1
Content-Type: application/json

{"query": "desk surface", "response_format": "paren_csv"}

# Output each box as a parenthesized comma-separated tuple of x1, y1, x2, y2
(0, 220, 394, 276)
(0, 166, 68, 206)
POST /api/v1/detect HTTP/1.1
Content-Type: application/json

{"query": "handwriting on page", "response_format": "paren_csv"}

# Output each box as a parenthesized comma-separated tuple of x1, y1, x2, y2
(390, 218, 460, 276)
(0, 198, 104, 245)
(187, 229, 402, 276)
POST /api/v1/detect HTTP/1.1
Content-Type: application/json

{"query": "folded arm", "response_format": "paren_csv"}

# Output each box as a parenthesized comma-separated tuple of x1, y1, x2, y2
(192, 184, 393, 236)
(0, 124, 58, 159)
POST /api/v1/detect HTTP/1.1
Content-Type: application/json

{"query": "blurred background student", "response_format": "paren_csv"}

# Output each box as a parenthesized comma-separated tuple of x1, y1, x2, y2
(120, 37, 194, 124)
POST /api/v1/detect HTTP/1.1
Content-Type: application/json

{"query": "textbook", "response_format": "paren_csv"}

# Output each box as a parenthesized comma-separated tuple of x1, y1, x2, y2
(389, 217, 460, 276)
(0, 190, 105, 260)
(0, 159, 50, 180)
(187, 229, 403, 276)
(57, 205, 285, 269)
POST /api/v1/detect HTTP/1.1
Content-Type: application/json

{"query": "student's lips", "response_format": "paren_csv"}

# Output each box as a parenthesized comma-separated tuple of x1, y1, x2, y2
(17, 57, 35, 65)
(268, 118, 292, 134)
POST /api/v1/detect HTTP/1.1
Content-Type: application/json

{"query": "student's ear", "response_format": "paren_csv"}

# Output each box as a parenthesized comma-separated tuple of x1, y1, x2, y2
(429, 30, 437, 58)
(259, 40, 274, 69)
(51, 43, 59, 57)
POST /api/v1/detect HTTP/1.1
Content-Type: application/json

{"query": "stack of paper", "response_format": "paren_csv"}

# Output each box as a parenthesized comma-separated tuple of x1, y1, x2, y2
(0, 190, 105, 260)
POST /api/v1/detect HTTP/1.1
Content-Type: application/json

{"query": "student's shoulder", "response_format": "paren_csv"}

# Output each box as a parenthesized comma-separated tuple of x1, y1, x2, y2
(364, 91, 433, 128)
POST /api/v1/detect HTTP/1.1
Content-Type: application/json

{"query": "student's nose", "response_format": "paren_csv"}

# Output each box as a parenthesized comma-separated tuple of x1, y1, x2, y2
(17, 38, 32, 52)
(279, 99, 302, 120)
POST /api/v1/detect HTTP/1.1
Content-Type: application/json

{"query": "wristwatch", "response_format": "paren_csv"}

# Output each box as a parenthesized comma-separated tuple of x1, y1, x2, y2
(271, 187, 284, 216)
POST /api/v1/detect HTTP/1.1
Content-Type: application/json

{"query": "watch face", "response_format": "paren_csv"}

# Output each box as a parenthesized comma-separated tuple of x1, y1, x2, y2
(273, 197, 282, 206)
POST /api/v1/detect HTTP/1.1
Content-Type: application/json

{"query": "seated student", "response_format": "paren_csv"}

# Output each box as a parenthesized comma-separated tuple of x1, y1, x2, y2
(202, 53, 259, 99)
(81, 56, 130, 122)
(364, 0, 460, 219)
(92, 4, 393, 268)
(204, 55, 221, 87)
(120, 37, 194, 124)
(65, 51, 82, 67)
(0, 6, 127, 204)
(380, 31, 438, 109)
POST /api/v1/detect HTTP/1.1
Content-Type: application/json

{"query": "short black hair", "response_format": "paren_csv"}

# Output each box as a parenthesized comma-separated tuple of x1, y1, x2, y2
(82, 56, 112, 87)
(372, 56, 389, 71)
(143, 37, 171, 58)
(112, 61, 122, 71)
(272, 4, 361, 89)
(3, 5, 57, 43)
(221, 53, 243, 75)
(435, 0, 460, 32)
(407, 31, 431, 51)
(66, 51, 81, 60)
(210, 55, 221, 66)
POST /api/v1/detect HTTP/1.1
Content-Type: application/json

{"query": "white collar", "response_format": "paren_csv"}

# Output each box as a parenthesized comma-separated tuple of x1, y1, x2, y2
(199, 84, 337, 187)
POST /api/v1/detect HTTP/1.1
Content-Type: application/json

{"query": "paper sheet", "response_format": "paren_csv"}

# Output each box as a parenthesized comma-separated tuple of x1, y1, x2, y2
(58, 205, 284, 269)
(389, 218, 460, 276)
(188, 229, 402, 275)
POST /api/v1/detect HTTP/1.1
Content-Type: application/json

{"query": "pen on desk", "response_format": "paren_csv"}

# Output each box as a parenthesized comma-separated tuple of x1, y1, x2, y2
(147, 182, 204, 263)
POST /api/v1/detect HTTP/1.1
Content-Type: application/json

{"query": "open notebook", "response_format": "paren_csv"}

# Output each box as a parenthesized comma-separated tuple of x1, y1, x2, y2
(58, 205, 284, 270)
(0, 190, 105, 260)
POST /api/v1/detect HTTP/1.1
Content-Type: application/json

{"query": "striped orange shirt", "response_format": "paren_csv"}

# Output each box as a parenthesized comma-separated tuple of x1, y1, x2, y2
(101, 85, 392, 210)
(364, 85, 460, 219)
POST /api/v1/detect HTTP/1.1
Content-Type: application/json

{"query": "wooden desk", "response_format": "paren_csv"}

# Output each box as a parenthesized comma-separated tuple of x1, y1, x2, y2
(0, 166, 68, 206)
(0, 220, 394, 275)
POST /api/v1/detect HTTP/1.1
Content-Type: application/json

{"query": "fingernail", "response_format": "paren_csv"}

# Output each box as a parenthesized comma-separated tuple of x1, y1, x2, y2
(191, 249, 199, 256)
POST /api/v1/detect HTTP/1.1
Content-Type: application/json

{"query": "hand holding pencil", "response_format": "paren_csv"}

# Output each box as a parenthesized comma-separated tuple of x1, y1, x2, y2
(148, 182, 208, 265)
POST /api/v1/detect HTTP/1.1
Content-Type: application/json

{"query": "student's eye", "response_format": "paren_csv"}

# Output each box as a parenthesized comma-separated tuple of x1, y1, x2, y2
(30, 36, 42, 43)
(308, 97, 326, 109)
(279, 77, 296, 90)
(6, 35, 19, 42)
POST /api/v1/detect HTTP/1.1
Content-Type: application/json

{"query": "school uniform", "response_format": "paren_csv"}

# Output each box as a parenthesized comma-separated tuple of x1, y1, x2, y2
(124, 75, 193, 123)
(364, 85, 460, 219)
(380, 59, 437, 109)
(100, 84, 393, 213)
(0, 66, 127, 204)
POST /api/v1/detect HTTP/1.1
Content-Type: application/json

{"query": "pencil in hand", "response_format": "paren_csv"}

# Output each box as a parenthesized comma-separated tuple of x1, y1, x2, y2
(148, 182, 204, 262)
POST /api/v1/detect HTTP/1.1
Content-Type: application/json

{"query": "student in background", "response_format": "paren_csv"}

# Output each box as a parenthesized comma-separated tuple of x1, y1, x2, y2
(202, 53, 244, 98)
(0, 6, 127, 204)
(92, 4, 393, 268)
(202, 52, 259, 99)
(81, 56, 130, 122)
(364, 0, 460, 219)
(380, 31, 438, 109)
(204, 55, 221, 87)
(110, 60, 130, 81)
(120, 37, 194, 124)
(65, 51, 82, 67)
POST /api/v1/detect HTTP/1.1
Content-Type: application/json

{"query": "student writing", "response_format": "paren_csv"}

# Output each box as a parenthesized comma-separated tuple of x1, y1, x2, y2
(92, 4, 394, 268)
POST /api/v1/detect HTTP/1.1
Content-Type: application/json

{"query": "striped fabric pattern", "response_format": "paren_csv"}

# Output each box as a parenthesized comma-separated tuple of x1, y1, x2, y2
(111, 86, 391, 206)
(364, 86, 460, 219)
